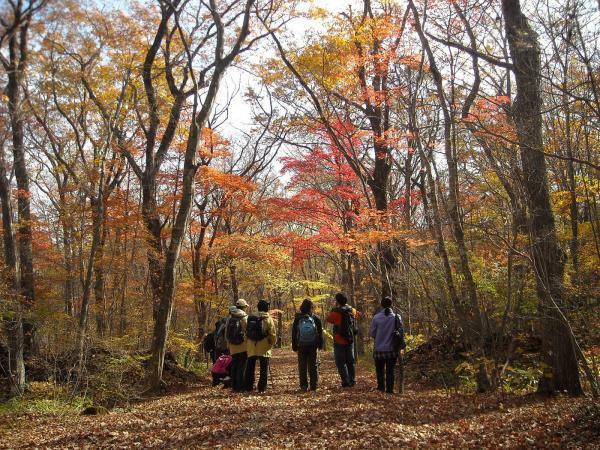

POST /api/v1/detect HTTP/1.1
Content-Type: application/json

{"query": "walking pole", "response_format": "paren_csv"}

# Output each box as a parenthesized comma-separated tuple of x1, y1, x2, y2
(398, 349, 405, 394)
(268, 360, 275, 388)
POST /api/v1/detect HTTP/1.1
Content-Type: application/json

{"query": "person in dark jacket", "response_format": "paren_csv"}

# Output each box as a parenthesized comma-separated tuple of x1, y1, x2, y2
(292, 299, 324, 392)
(369, 296, 401, 393)
(204, 320, 221, 386)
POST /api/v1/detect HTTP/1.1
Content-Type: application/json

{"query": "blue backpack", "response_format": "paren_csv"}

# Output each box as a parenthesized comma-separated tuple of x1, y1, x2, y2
(297, 314, 317, 346)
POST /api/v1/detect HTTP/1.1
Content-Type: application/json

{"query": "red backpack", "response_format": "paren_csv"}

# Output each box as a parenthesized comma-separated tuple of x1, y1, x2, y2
(211, 354, 232, 376)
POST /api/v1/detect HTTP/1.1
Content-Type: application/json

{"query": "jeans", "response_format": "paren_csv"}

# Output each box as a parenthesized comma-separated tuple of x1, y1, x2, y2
(375, 357, 396, 393)
(230, 352, 247, 391)
(333, 343, 355, 386)
(245, 355, 270, 392)
(298, 346, 319, 390)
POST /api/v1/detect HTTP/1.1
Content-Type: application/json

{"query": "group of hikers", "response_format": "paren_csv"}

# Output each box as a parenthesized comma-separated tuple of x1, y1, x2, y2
(203, 293, 406, 394)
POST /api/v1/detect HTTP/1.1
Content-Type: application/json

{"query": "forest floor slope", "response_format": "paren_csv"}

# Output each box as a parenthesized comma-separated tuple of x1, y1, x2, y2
(0, 349, 596, 448)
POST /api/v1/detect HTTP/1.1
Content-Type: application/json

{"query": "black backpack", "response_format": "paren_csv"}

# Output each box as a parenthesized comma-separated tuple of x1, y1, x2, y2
(246, 315, 268, 341)
(203, 332, 215, 353)
(392, 314, 406, 351)
(336, 306, 358, 343)
(225, 317, 245, 345)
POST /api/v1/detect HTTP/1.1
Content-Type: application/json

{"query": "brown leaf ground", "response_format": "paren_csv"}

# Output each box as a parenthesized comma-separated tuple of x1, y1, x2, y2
(1, 349, 597, 449)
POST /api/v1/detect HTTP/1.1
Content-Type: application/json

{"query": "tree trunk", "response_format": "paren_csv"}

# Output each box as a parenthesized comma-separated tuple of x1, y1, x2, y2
(148, 141, 199, 389)
(368, 143, 399, 300)
(59, 196, 76, 317)
(142, 179, 164, 321)
(502, 0, 582, 395)
(5, 17, 35, 362)
(93, 215, 108, 337)
(5, 22, 34, 308)
(563, 93, 579, 282)
(412, 101, 470, 335)
(192, 248, 211, 342)
(145, 0, 257, 389)
(76, 193, 104, 370)
(0, 149, 25, 396)
(409, 0, 484, 345)
(229, 264, 240, 303)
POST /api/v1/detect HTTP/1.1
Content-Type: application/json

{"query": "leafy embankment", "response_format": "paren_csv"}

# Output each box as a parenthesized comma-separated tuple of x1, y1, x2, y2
(1, 344, 201, 408)
(1, 349, 597, 449)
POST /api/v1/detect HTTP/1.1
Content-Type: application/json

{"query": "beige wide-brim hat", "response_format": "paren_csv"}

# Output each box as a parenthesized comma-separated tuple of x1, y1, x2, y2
(236, 298, 249, 308)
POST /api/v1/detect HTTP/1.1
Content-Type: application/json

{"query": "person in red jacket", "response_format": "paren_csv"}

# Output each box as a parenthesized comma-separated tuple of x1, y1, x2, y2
(326, 293, 360, 387)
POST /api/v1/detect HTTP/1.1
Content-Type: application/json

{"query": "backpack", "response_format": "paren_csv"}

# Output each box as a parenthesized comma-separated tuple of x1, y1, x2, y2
(211, 354, 232, 375)
(392, 314, 406, 351)
(225, 317, 245, 345)
(246, 315, 268, 341)
(336, 306, 358, 343)
(214, 320, 228, 352)
(297, 314, 317, 346)
(202, 332, 215, 354)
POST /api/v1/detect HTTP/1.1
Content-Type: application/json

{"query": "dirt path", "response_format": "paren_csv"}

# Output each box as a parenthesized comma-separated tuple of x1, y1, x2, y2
(0, 349, 595, 448)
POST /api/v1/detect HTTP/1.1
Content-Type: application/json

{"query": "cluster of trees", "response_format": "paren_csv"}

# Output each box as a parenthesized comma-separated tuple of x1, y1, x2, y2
(1, 0, 598, 398)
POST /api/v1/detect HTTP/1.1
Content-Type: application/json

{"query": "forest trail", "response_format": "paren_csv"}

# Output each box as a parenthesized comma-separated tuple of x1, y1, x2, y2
(0, 349, 594, 449)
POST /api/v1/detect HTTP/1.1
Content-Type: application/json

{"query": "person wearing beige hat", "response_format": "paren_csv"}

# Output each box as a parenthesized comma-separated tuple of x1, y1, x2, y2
(225, 299, 249, 392)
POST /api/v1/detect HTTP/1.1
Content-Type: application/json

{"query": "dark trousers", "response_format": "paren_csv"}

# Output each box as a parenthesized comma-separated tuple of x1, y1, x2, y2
(245, 356, 270, 392)
(210, 351, 219, 386)
(298, 346, 319, 390)
(333, 343, 355, 386)
(230, 352, 247, 391)
(375, 357, 396, 393)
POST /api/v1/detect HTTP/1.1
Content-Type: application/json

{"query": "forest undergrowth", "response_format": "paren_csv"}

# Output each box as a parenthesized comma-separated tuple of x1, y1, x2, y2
(1, 349, 597, 449)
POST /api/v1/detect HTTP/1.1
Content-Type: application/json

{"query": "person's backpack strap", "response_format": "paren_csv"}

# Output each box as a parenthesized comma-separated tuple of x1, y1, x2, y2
(393, 313, 406, 350)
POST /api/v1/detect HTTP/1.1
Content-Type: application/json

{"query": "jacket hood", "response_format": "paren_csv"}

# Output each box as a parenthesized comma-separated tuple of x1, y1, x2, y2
(230, 307, 248, 318)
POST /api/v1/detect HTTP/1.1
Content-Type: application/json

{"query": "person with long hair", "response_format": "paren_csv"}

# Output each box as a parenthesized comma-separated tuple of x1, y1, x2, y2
(291, 298, 324, 391)
(369, 296, 402, 393)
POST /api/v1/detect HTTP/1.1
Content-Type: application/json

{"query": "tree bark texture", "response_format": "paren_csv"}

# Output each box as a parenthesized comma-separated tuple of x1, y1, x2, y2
(6, 21, 35, 307)
(502, 0, 582, 395)
(0, 148, 25, 396)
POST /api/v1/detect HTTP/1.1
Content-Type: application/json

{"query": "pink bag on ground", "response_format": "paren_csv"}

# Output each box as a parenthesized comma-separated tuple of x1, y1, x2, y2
(211, 354, 232, 375)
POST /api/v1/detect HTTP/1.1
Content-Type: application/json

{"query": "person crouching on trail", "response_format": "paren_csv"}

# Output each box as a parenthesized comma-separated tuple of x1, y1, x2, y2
(369, 296, 403, 394)
(292, 298, 323, 392)
(225, 299, 249, 392)
(244, 300, 276, 393)
(326, 293, 360, 388)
